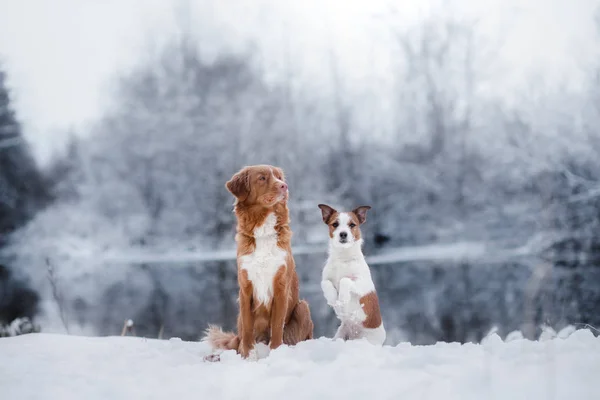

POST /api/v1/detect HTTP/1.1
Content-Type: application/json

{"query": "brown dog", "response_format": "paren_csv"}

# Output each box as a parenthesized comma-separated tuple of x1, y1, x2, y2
(203, 165, 314, 359)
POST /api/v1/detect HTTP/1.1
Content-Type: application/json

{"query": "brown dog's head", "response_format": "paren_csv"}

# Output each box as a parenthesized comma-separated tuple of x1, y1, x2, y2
(318, 204, 371, 248)
(226, 165, 288, 207)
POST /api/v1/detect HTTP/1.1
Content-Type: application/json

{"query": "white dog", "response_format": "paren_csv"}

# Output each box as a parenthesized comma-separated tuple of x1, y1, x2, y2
(318, 204, 386, 345)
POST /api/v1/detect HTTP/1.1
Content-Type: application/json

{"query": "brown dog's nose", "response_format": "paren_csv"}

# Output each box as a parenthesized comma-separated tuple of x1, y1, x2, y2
(280, 182, 288, 191)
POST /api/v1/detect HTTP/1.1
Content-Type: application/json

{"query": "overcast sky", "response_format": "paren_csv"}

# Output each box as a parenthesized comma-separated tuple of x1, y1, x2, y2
(0, 0, 598, 163)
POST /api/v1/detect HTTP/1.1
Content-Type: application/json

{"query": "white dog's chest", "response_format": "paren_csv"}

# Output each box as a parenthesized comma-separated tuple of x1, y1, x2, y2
(324, 257, 375, 323)
(240, 213, 287, 305)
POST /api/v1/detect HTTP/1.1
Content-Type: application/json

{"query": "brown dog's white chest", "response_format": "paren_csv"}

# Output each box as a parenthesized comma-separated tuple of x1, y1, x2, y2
(240, 213, 287, 306)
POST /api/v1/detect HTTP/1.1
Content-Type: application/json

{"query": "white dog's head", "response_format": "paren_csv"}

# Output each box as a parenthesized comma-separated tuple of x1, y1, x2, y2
(318, 204, 371, 248)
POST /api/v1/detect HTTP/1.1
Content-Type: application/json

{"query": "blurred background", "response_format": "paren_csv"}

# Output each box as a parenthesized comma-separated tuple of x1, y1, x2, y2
(1, 0, 599, 344)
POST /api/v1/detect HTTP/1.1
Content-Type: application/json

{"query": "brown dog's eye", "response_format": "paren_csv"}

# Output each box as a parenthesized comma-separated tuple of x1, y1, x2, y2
(332, 222, 339, 228)
(259, 176, 266, 181)
(349, 223, 356, 228)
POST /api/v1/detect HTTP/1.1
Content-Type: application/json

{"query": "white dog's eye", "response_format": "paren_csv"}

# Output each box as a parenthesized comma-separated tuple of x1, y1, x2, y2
(332, 222, 339, 228)
(349, 223, 356, 228)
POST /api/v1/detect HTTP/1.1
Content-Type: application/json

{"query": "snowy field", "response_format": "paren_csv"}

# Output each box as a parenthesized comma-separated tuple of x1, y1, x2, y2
(1, 330, 599, 400)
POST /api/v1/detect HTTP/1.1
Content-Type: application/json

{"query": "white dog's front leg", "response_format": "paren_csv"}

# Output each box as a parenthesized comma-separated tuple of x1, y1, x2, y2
(321, 280, 338, 307)
(338, 277, 356, 304)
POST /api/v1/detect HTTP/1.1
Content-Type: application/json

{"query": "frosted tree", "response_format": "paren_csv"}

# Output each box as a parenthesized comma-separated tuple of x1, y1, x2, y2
(0, 66, 49, 239)
(0, 64, 49, 325)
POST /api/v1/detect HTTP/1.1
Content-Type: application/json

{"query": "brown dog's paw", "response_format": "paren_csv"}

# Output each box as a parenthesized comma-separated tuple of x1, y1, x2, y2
(238, 340, 254, 359)
(269, 337, 283, 350)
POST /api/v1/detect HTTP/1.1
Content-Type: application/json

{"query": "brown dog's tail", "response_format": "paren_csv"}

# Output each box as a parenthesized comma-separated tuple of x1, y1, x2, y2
(202, 325, 240, 351)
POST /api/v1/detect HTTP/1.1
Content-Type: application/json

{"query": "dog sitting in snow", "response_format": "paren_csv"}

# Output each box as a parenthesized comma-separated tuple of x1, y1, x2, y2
(318, 204, 386, 346)
(203, 165, 314, 360)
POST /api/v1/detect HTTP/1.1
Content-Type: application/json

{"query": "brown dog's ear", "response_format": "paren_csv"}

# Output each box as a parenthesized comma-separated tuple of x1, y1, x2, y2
(352, 206, 371, 224)
(318, 204, 337, 224)
(226, 169, 250, 202)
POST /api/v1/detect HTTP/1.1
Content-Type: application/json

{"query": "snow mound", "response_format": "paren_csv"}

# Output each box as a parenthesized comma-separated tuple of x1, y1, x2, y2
(1, 331, 599, 399)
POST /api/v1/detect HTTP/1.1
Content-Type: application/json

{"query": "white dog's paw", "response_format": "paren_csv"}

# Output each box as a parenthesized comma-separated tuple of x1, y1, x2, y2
(338, 278, 355, 304)
(321, 280, 339, 307)
(338, 291, 351, 305)
(325, 293, 337, 307)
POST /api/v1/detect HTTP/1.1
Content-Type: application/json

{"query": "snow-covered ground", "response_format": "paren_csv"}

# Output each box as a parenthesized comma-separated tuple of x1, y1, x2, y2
(1, 330, 599, 400)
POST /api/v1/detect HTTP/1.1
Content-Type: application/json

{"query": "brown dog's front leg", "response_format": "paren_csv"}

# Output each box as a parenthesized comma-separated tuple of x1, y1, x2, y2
(238, 270, 255, 358)
(269, 266, 287, 350)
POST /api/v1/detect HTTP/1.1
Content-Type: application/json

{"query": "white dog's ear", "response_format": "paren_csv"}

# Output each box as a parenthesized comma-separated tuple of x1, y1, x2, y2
(318, 204, 337, 224)
(352, 206, 371, 224)
(226, 168, 250, 202)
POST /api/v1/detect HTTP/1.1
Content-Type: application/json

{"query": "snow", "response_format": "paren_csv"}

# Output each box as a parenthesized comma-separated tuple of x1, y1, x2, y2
(1, 330, 599, 399)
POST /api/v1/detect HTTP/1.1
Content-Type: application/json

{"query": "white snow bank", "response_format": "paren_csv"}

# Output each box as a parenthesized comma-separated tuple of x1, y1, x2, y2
(1, 331, 599, 400)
